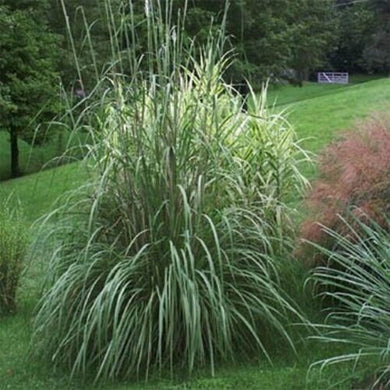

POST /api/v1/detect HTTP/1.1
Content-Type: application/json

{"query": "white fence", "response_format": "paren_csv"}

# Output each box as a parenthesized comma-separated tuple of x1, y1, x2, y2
(317, 72, 349, 84)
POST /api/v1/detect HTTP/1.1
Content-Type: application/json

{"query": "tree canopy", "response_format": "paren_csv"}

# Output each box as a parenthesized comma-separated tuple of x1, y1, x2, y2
(331, 0, 390, 74)
(0, 0, 59, 177)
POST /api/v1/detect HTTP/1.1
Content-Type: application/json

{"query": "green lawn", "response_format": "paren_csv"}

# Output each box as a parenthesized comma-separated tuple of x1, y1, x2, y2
(0, 309, 378, 390)
(1, 77, 390, 389)
(0, 130, 89, 181)
(269, 77, 390, 153)
(0, 162, 87, 224)
(268, 77, 390, 182)
(267, 74, 383, 108)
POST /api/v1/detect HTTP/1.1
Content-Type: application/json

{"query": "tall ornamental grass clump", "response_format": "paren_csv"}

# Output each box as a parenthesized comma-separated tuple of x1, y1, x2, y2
(33, 0, 308, 381)
(308, 215, 390, 388)
(0, 201, 28, 314)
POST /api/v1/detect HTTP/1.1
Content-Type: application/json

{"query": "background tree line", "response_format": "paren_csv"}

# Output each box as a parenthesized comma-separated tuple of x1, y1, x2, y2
(50, 0, 390, 85)
(1, 0, 390, 178)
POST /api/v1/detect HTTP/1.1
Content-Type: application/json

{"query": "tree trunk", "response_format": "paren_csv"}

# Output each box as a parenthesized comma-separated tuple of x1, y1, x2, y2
(303, 68, 310, 81)
(10, 127, 21, 178)
(297, 71, 304, 87)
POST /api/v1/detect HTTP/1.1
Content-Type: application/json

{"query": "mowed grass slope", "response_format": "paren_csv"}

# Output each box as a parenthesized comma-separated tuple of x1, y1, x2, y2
(0, 77, 389, 390)
(269, 77, 390, 153)
(0, 130, 90, 181)
(0, 162, 87, 224)
(0, 132, 54, 181)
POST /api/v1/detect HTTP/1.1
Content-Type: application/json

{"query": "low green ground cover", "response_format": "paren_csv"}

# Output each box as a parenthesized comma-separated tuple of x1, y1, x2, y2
(1, 77, 390, 389)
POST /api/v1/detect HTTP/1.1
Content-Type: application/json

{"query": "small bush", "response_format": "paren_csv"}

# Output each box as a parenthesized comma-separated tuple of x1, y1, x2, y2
(0, 202, 28, 314)
(299, 114, 390, 266)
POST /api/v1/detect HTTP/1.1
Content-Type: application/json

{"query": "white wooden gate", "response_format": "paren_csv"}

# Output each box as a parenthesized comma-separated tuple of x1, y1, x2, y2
(317, 72, 349, 84)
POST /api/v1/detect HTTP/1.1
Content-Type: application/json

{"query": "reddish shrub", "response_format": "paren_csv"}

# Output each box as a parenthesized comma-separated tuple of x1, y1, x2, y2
(299, 114, 390, 266)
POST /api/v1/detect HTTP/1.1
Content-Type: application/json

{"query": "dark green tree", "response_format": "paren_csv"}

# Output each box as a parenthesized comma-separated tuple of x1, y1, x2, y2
(227, 0, 293, 82)
(330, 2, 375, 72)
(0, 0, 60, 177)
(331, 0, 390, 74)
(47, 0, 127, 91)
(44, 0, 339, 86)
(171, 0, 338, 83)
(288, 0, 336, 83)
(363, 0, 390, 73)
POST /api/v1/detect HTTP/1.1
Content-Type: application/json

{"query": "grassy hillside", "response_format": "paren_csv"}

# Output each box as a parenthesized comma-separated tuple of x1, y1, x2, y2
(0, 162, 87, 224)
(269, 77, 390, 153)
(0, 130, 89, 181)
(267, 74, 383, 108)
(0, 77, 389, 390)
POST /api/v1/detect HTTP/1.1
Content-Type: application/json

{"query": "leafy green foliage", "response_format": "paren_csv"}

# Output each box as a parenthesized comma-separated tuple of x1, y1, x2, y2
(45, 0, 338, 87)
(0, 1, 59, 135)
(0, 0, 60, 177)
(46, 0, 122, 89)
(330, 3, 375, 73)
(288, 0, 336, 82)
(0, 201, 29, 314)
(332, 0, 390, 74)
(362, 0, 390, 73)
(188, 0, 336, 83)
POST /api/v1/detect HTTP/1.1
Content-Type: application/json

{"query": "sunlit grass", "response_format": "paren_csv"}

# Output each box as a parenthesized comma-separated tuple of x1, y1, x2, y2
(0, 162, 87, 224)
(270, 77, 390, 155)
